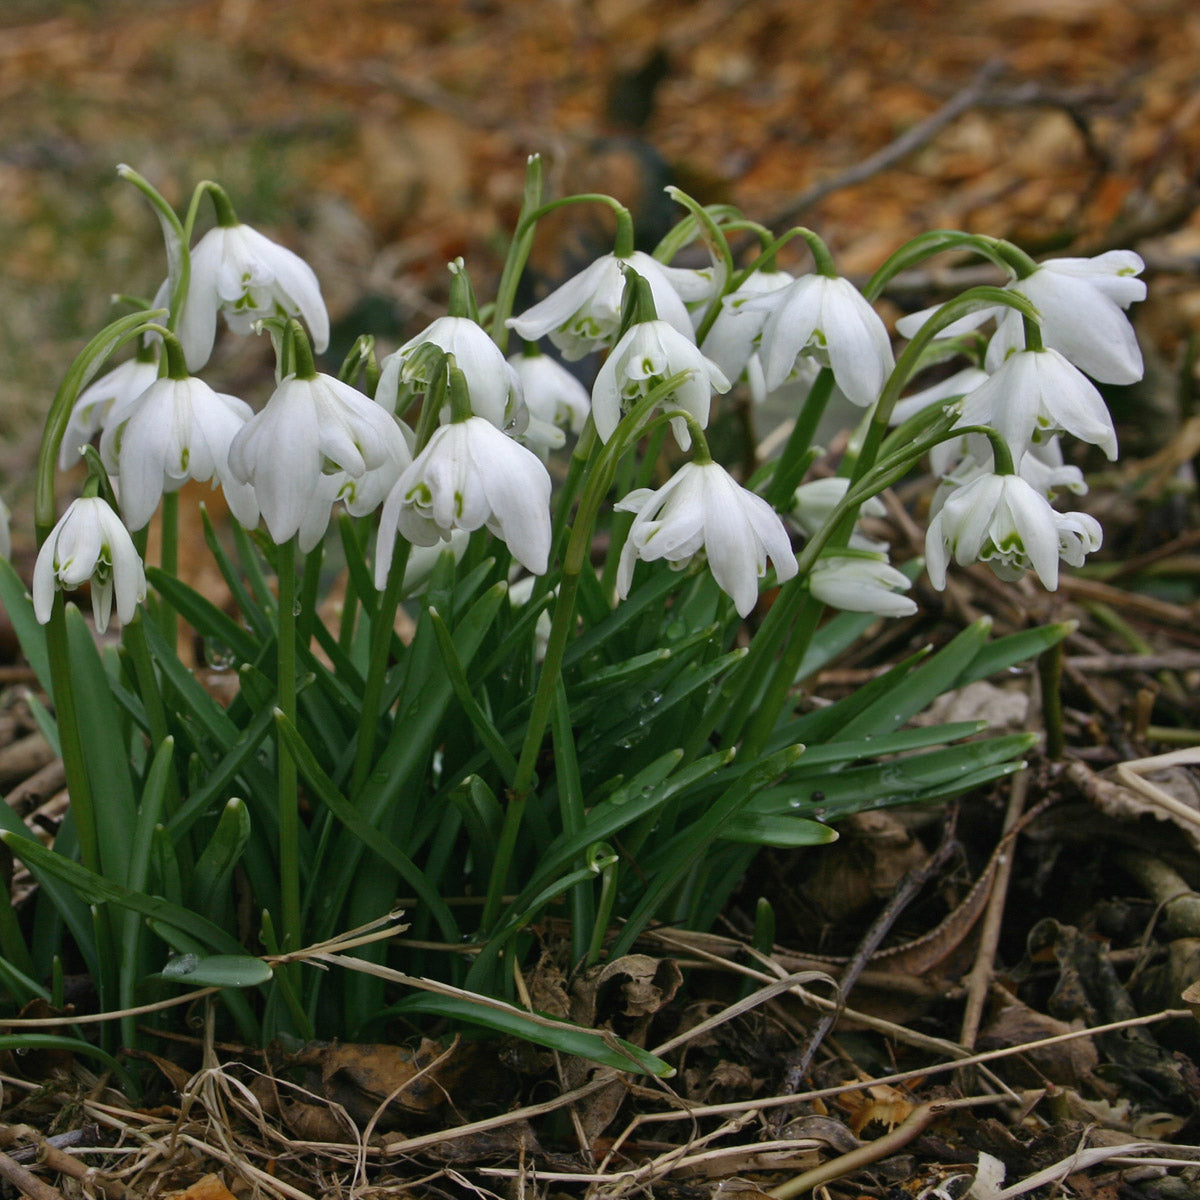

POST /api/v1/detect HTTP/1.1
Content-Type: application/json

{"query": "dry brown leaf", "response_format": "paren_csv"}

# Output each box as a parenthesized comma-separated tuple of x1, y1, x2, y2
(286, 1037, 464, 1124)
(163, 1174, 237, 1200)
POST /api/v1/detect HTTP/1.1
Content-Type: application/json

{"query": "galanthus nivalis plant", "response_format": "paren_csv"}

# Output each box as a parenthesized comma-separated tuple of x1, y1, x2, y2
(0, 159, 1144, 1078)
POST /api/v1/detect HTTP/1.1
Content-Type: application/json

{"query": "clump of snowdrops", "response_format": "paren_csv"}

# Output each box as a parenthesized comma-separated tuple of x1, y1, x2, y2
(0, 158, 1143, 1083)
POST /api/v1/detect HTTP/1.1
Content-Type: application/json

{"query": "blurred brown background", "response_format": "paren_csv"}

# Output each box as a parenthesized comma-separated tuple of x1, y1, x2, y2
(2, 0, 1198, 518)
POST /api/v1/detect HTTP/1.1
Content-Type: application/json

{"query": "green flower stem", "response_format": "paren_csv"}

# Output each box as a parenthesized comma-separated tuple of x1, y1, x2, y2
(765, 368, 836, 510)
(275, 537, 301, 952)
(292, 543, 323, 653)
(500, 195, 634, 340)
(481, 377, 690, 929)
(863, 231, 1021, 303)
(118, 165, 191, 331)
(716, 413, 965, 757)
(490, 155, 543, 350)
(349, 539, 412, 800)
(121, 614, 171, 755)
(665, 186, 734, 319)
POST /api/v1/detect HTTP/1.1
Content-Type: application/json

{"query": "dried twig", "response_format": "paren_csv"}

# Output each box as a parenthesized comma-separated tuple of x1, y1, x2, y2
(0, 1149, 66, 1200)
(779, 812, 962, 1092)
(960, 770, 1029, 1050)
(766, 60, 1006, 229)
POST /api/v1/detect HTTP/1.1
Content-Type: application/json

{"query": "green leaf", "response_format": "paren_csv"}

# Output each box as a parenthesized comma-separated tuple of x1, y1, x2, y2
(0, 1035, 139, 1096)
(719, 813, 839, 847)
(189, 798, 251, 916)
(157, 953, 273, 988)
(1, 831, 245, 955)
(65, 606, 137, 883)
(387, 993, 673, 1077)
(146, 567, 259, 663)
(430, 608, 519, 785)
(275, 710, 459, 942)
(836, 617, 994, 739)
(0, 558, 51, 695)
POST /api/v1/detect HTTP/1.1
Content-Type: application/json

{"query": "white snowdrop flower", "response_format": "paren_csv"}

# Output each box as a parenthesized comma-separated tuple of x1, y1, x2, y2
(808, 554, 917, 618)
(379, 316, 522, 429)
(700, 268, 794, 398)
(376, 417, 552, 583)
(507, 251, 704, 360)
(926, 471, 1086, 591)
(616, 461, 797, 617)
(755, 274, 894, 407)
(955, 347, 1118, 462)
(227, 372, 410, 546)
(791, 477, 889, 553)
(99, 374, 258, 531)
(896, 250, 1145, 386)
(163, 222, 329, 371)
(591, 319, 730, 450)
(33, 496, 147, 633)
(59, 355, 161, 470)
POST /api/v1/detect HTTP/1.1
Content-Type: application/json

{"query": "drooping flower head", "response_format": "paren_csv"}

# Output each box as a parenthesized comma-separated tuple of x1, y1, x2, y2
(808, 553, 917, 618)
(99, 374, 258, 531)
(507, 250, 708, 360)
(508, 347, 591, 456)
(379, 316, 523, 429)
(955, 347, 1118, 462)
(591, 319, 730, 450)
(228, 370, 410, 547)
(755, 274, 895, 406)
(925, 471, 1100, 591)
(33, 496, 147, 633)
(164, 222, 329, 371)
(700, 268, 794, 402)
(616, 461, 797, 617)
(376, 416, 552, 583)
(896, 250, 1146, 386)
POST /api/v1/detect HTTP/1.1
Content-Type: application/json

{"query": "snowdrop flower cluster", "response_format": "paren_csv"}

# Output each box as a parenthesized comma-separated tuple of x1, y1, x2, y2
(28, 165, 1147, 645)
(889, 248, 1145, 593)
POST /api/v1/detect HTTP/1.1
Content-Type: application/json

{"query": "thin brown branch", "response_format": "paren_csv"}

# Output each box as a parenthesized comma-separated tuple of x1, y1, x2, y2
(766, 59, 1007, 229)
